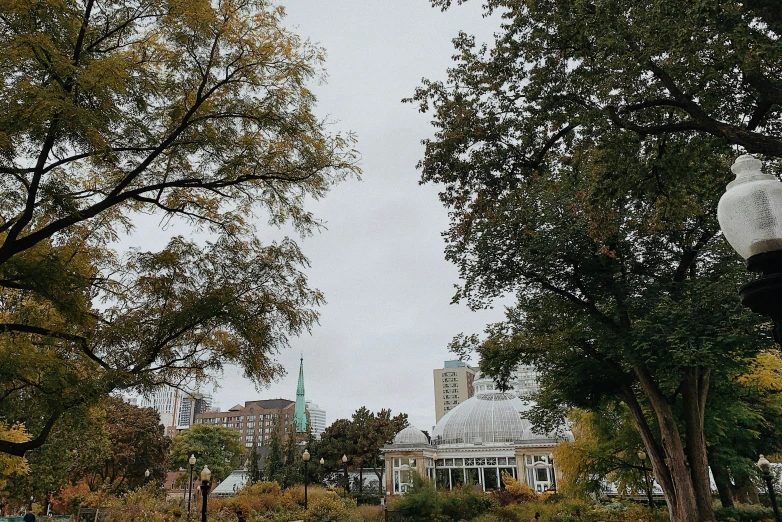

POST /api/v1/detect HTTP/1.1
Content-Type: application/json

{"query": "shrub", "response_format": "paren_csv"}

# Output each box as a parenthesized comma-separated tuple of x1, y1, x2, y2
(440, 485, 497, 521)
(715, 505, 775, 522)
(305, 494, 356, 522)
(350, 492, 382, 505)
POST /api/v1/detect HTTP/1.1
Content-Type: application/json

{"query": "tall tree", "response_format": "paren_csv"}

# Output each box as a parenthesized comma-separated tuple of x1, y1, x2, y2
(170, 424, 244, 483)
(263, 417, 284, 484)
(413, 2, 781, 520)
(72, 398, 170, 492)
(0, 0, 358, 457)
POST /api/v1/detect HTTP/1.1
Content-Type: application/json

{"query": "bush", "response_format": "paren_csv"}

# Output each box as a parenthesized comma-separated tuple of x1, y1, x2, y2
(715, 505, 776, 522)
(305, 494, 356, 522)
(440, 485, 497, 521)
(350, 492, 382, 505)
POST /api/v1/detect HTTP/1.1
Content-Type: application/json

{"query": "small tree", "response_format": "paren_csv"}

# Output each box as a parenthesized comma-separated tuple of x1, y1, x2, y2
(170, 424, 244, 483)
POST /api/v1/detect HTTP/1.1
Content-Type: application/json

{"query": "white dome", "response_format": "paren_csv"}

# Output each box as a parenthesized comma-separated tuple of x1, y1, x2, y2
(432, 375, 537, 445)
(394, 426, 429, 445)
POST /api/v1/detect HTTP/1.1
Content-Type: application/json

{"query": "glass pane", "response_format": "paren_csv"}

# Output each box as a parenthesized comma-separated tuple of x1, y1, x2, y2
(466, 468, 479, 485)
(486, 457, 497, 465)
(436, 468, 450, 490)
(451, 468, 464, 487)
(465, 458, 475, 466)
(445, 459, 453, 466)
(454, 458, 463, 466)
(536, 467, 549, 482)
(525, 455, 533, 464)
(484, 468, 499, 490)
(508, 457, 516, 465)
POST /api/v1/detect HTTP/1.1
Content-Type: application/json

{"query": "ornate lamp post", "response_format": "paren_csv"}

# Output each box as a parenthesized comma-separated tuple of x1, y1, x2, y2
(432, 452, 438, 490)
(187, 454, 196, 522)
(637, 450, 654, 509)
(718, 154, 782, 346)
(758, 455, 781, 522)
(302, 449, 310, 510)
(342, 454, 349, 495)
(200, 466, 211, 522)
(548, 453, 557, 493)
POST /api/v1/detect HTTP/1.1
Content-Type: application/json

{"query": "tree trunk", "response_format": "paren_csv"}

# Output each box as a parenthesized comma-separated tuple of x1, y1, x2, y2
(710, 461, 735, 508)
(634, 367, 716, 522)
(731, 470, 760, 504)
(683, 368, 715, 519)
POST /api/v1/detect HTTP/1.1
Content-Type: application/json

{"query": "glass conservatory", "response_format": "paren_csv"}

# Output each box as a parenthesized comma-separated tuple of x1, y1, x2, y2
(382, 375, 570, 495)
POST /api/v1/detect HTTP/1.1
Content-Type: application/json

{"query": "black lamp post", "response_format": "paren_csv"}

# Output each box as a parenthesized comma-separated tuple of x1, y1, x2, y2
(200, 465, 211, 522)
(432, 452, 438, 490)
(342, 454, 349, 495)
(548, 453, 557, 493)
(718, 155, 782, 346)
(302, 449, 310, 510)
(638, 450, 654, 509)
(187, 454, 196, 522)
(758, 455, 781, 522)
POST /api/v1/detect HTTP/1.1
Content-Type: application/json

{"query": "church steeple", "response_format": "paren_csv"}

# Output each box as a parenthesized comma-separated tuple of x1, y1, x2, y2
(294, 355, 307, 432)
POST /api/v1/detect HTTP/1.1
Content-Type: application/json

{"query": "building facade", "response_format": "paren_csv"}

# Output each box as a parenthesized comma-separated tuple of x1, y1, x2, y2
(433, 360, 476, 422)
(305, 400, 327, 439)
(139, 387, 213, 435)
(386, 374, 570, 496)
(511, 364, 540, 398)
(194, 399, 297, 448)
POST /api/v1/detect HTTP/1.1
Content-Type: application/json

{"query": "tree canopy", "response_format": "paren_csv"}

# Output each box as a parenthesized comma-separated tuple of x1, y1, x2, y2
(412, 2, 781, 520)
(0, 0, 358, 457)
(170, 423, 244, 483)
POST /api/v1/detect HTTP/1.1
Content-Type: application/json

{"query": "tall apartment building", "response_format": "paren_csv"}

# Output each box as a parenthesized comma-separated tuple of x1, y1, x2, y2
(433, 360, 476, 422)
(194, 399, 297, 448)
(305, 400, 327, 439)
(511, 364, 540, 398)
(139, 386, 213, 435)
(176, 392, 213, 430)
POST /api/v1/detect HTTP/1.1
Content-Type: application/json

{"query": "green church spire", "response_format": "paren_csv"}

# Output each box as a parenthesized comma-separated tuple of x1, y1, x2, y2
(294, 355, 307, 432)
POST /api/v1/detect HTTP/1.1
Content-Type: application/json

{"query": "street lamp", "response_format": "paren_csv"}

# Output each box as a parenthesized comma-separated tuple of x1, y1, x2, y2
(200, 466, 211, 522)
(432, 452, 438, 490)
(144, 469, 150, 484)
(342, 454, 349, 495)
(302, 449, 311, 509)
(548, 453, 557, 493)
(758, 455, 781, 522)
(637, 450, 654, 509)
(718, 154, 782, 346)
(187, 454, 196, 522)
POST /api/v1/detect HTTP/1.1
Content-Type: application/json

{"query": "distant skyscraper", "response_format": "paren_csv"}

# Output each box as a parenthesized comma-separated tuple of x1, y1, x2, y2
(294, 356, 307, 432)
(139, 386, 212, 435)
(305, 400, 326, 439)
(511, 364, 540, 398)
(176, 392, 213, 430)
(433, 360, 476, 422)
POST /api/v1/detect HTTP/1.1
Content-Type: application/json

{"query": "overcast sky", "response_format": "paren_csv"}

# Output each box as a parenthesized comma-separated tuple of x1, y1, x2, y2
(127, 1, 509, 433)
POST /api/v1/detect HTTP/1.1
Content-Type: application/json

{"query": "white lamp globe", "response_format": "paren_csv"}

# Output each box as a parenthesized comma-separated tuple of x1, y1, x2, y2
(717, 155, 782, 260)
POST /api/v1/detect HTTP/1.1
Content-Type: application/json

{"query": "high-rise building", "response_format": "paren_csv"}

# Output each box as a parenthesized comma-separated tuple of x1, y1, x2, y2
(433, 360, 476, 422)
(139, 386, 212, 435)
(305, 400, 326, 439)
(176, 392, 213, 430)
(511, 364, 540, 398)
(194, 399, 297, 448)
(294, 356, 307, 432)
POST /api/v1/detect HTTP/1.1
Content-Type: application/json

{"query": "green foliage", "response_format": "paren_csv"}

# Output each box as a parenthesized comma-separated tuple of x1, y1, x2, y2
(411, 2, 780, 516)
(0, 0, 358, 458)
(389, 473, 495, 522)
(714, 505, 776, 522)
(169, 424, 244, 483)
(306, 494, 357, 522)
(318, 407, 407, 495)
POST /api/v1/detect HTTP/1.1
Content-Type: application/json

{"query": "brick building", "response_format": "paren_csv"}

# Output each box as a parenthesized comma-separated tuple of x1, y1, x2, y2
(194, 399, 296, 448)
